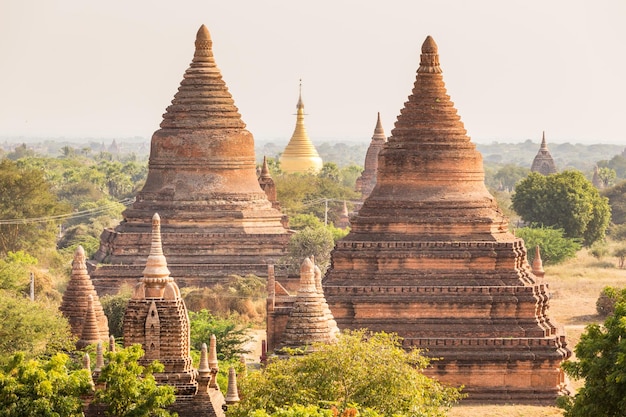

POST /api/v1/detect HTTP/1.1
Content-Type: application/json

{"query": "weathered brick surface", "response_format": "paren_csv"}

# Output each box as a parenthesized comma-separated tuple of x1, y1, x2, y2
(323, 36, 570, 403)
(90, 24, 290, 293)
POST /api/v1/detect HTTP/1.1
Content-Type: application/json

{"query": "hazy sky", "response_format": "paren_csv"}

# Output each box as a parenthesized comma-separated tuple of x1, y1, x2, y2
(1, 0, 624, 144)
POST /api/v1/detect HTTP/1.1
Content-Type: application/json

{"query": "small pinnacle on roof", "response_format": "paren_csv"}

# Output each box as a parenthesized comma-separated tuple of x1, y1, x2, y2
(225, 367, 240, 403)
(193, 24, 213, 62)
(418, 35, 442, 74)
(142, 213, 172, 285)
(198, 342, 211, 377)
(541, 131, 548, 148)
(260, 156, 271, 178)
(95, 341, 104, 372)
(208, 334, 219, 370)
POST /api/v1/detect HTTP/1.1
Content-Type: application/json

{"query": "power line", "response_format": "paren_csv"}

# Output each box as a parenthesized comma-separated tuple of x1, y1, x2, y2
(0, 198, 134, 225)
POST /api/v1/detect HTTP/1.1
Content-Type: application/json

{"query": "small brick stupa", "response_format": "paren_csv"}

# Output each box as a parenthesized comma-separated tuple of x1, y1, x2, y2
(279, 258, 339, 349)
(122, 213, 226, 416)
(60, 246, 109, 348)
(279, 84, 323, 174)
(323, 36, 570, 403)
(530, 132, 557, 175)
(355, 113, 387, 200)
(91, 25, 290, 293)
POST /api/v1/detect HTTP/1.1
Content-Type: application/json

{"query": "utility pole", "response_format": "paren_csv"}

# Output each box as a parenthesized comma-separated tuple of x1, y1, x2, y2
(30, 272, 34, 301)
(324, 199, 328, 225)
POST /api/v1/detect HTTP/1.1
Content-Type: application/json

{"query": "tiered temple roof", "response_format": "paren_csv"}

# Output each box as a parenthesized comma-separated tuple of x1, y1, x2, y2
(60, 246, 109, 347)
(279, 84, 323, 174)
(355, 113, 387, 200)
(122, 213, 226, 417)
(90, 25, 290, 293)
(530, 132, 558, 175)
(323, 36, 570, 403)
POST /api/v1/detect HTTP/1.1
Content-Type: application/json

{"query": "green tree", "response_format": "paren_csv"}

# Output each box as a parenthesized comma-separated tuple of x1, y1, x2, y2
(559, 288, 626, 417)
(101, 288, 132, 339)
(0, 251, 38, 292)
(229, 330, 463, 417)
(0, 290, 75, 364)
(0, 352, 93, 417)
(494, 164, 530, 191)
(598, 167, 617, 188)
(282, 226, 335, 274)
(512, 171, 611, 246)
(514, 227, 582, 265)
(0, 159, 69, 256)
(188, 309, 252, 361)
(94, 344, 176, 417)
(602, 180, 626, 225)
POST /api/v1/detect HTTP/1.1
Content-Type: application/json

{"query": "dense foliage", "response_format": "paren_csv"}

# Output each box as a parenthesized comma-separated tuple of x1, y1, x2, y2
(94, 344, 176, 417)
(0, 353, 92, 417)
(602, 180, 626, 226)
(514, 227, 582, 265)
(512, 171, 610, 246)
(559, 288, 626, 417)
(189, 309, 253, 361)
(0, 289, 75, 364)
(229, 330, 463, 417)
(0, 159, 69, 256)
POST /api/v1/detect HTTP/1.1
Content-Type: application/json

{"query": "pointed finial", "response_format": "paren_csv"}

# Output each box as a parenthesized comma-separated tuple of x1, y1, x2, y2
(72, 245, 87, 272)
(225, 367, 240, 403)
(297, 79, 304, 110)
(260, 156, 271, 178)
(532, 245, 545, 278)
(298, 257, 317, 292)
(83, 353, 95, 388)
(82, 352, 91, 370)
(198, 342, 211, 377)
(342, 200, 349, 216)
(208, 334, 219, 370)
(541, 131, 548, 149)
(418, 35, 442, 74)
(95, 341, 104, 372)
(109, 335, 116, 352)
(193, 24, 213, 62)
(142, 213, 172, 297)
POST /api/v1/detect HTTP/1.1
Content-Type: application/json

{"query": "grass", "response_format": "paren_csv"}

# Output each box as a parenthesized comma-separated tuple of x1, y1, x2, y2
(447, 242, 626, 417)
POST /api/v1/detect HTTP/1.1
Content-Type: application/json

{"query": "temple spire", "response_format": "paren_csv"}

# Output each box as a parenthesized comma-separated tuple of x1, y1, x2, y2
(279, 82, 323, 173)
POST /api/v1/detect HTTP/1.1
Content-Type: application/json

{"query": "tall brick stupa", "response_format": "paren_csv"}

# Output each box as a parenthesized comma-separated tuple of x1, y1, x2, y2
(91, 25, 290, 293)
(323, 36, 570, 403)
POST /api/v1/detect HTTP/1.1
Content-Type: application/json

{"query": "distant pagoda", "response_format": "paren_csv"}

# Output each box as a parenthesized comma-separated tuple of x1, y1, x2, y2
(530, 131, 558, 175)
(355, 113, 387, 200)
(279, 84, 323, 174)
(323, 36, 570, 403)
(91, 25, 290, 293)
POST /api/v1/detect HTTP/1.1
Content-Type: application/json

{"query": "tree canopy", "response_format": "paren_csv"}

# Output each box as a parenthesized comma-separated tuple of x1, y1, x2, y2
(0, 159, 69, 256)
(512, 171, 610, 246)
(94, 344, 176, 417)
(559, 287, 626, 416)
(0, 352, 92, 417)
(514, 227, 582, 265)
(0, 289, 75, 364)
(229, 330, 463, 417)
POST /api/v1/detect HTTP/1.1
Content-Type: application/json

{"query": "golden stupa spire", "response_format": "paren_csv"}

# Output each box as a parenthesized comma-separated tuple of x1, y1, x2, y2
(279, 81, 323, 174)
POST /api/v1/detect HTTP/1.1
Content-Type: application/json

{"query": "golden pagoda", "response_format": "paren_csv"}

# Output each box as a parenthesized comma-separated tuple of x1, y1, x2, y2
(279, 83, 323, 174)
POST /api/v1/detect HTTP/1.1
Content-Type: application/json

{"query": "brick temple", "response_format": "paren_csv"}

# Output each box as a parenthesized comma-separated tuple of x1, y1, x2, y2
(323, 36, 570, 403)
(531, 131, 558, 175)
(91, 25, 290, 294)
